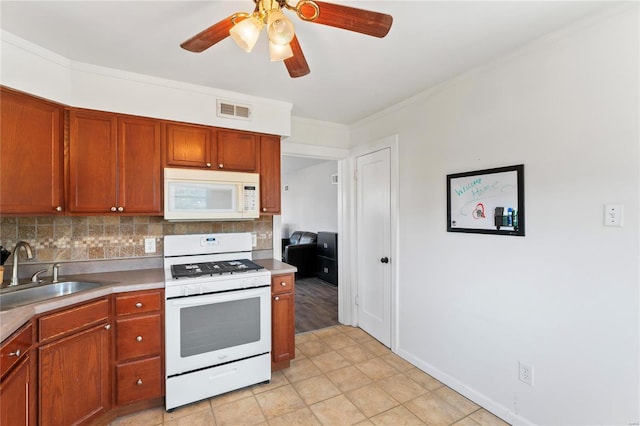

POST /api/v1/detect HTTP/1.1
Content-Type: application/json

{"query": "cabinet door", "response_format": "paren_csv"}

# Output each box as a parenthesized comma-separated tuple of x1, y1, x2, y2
(272, 291, 295, 363)
(216, 130, 258, 172)
(0, 356, 31, 426)
(259, 135, 281, 214)
(0, 88, 64, 215)
(68, 110, 118, 213)
(39, 323, 111, 426)
(165, 123, 214, 168)
(118, 117, 162, 214)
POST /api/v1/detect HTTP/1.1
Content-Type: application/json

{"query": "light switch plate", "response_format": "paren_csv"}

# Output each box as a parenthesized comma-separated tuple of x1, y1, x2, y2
(604, 204, 623, 227)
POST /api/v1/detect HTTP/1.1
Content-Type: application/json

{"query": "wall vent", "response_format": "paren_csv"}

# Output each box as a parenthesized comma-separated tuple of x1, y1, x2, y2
(217, 99, 252, 121)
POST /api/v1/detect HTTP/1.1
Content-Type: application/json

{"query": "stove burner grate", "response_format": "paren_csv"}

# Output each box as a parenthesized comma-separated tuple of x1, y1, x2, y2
(171, 259, 264, 279)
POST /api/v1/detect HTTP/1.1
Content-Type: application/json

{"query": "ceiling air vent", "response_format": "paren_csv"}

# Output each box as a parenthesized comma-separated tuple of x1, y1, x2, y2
(217, 99, 252, 121)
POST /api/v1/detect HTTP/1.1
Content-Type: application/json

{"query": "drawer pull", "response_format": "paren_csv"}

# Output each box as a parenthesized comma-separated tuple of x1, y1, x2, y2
(136, 336, 143, 342)
(8, 349, 21, 357)
(274, 296, 280, 301)
(280, 282, 286, 286)
(104, 324, 111, 330)
(135, 302, 143, 308)
(136, 378, 143, 386)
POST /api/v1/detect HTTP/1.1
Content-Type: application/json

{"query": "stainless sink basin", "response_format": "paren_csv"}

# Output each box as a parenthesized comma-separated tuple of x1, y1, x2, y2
(0, 281, 103, 311)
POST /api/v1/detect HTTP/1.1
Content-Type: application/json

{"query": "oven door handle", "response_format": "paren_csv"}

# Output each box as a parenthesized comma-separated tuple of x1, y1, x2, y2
(168, 286, 269, 306)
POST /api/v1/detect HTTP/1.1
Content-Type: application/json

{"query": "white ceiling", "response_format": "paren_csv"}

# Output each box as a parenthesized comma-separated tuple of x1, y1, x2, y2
(0, 1, 615, 125)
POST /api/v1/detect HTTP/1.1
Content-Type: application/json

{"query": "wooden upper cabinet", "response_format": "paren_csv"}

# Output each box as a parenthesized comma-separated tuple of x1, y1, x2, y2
(68, 110, 162, 215)
(217, 130, 258, 172)
(0, 87, 64, 215)
(259, 135, 281, 214)
(68, 110, 118, 214)
(118, 116, 162, 214)
(165, 122, 214, 169)
(165, 124, 258, 172)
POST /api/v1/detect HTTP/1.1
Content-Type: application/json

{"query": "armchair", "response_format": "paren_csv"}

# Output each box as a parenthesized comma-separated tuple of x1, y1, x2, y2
(282, 231, 318, 278)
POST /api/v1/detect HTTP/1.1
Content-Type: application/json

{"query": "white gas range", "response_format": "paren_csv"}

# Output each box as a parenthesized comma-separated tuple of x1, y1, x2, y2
(163, 233, 272, 411)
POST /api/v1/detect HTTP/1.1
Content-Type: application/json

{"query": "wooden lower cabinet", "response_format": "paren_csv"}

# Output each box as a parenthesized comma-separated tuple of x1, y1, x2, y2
(271, 273, 295, 371)
(114, 289, 164, 407)
(0, 356, 31, 426)
(0, 322, 34, 426)
(21, 289, 165, 425)
(38, 298, 111, 426)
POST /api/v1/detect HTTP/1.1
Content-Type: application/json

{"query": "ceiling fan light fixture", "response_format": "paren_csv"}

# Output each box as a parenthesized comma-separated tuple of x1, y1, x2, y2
(269, 40, 294, 61)
(267, 9, 295, 45)
(230, 15, 263, 52)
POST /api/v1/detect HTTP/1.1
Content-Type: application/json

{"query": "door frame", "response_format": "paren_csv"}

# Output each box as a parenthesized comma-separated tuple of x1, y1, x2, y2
(348, 134, 399, 351)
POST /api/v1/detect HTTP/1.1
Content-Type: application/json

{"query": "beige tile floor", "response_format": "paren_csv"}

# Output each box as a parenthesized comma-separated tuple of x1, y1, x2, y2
(112, 325, 511, 426)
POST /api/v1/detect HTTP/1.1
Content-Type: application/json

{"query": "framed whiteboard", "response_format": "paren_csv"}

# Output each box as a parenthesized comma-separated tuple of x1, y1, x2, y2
(447, 164, 525, 236)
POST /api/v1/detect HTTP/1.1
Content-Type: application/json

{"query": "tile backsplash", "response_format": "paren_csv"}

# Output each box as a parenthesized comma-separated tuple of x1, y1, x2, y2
(0, 215, 273, 264)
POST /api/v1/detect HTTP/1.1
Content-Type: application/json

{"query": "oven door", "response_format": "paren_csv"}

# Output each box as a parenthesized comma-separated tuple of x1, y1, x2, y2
(165, 285, 271, 376)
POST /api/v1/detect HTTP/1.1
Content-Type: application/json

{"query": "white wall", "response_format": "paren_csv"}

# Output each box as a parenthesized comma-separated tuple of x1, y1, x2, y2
(0, 31, 291, 136)
(350, 6, 639, 426)
(281, 160, 338, 237)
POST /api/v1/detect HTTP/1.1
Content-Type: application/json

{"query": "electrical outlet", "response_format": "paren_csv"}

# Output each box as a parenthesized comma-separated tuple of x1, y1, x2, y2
(251, 233, 257, 248)
(604, 204, 623, 227)
(519, 362, 533, 386)
(144, 238, 156, 253)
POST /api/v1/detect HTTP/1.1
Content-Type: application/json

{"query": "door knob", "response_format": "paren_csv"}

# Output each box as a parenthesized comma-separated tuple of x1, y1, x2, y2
(380, 257, 389, 264)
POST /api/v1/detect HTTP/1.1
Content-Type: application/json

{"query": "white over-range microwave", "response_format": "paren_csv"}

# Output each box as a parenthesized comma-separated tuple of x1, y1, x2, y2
(164, 168, 260, 221)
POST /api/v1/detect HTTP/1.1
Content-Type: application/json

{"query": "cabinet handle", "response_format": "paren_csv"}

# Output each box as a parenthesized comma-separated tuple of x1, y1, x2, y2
(274, 296, 280, 301)
(104, 324, 111, 330)
(280, 282, 286, 286)
(8, 349, 21, 357)
(136, 379, 143, 386)
(206, 163, 211, 168)
(136, 336, 143, 342)
(218, 164, 224, 169)
(262, 207, 267, 212)
(55, 206, 62, 212)
(110, 207, 117, 212)
(117, 206, 124, 212)
(135, 302, 143, 308)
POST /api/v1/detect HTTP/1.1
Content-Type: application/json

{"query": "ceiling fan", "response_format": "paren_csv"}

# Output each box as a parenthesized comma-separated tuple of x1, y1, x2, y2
(180, 0, 393, 78)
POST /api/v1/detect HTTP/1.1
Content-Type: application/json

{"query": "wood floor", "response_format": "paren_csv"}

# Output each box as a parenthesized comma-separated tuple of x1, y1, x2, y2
(295, 277, 338, 334)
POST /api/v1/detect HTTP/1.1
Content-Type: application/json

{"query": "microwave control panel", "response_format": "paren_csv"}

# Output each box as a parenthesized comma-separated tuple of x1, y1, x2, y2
(243, 185, 258, 211)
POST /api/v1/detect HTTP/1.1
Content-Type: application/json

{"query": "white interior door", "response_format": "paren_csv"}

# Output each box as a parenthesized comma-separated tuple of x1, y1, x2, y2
(356, 148, 391, 347)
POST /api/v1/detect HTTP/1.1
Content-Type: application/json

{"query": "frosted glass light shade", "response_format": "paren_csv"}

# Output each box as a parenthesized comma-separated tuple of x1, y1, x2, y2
(230, 16, 262, 53)
(269, 41, 293, 61)
(267, 10, 294, 45)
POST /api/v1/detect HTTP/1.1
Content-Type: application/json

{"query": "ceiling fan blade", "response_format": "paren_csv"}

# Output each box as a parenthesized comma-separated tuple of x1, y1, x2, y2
(284, 35, 310, 78)
(180, 15, 238, 52)
(297, 0, 392, 38)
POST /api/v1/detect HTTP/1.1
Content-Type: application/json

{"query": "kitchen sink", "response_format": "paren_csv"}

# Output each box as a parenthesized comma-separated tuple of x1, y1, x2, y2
(0, 281, 104, 311)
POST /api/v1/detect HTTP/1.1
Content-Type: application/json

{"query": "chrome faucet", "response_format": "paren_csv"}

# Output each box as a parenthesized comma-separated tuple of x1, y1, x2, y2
(10, 241, 34, 286)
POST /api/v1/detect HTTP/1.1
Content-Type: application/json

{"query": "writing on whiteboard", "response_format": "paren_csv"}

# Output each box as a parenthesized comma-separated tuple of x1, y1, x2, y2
(454, 178, 501, 201)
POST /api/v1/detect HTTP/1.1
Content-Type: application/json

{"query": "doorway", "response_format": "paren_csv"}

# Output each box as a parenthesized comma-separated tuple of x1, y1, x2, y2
(280, 154, 340, 333)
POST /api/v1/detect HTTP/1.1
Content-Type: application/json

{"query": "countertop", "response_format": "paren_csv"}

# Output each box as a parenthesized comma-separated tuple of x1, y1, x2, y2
(0, 259, 296, 342)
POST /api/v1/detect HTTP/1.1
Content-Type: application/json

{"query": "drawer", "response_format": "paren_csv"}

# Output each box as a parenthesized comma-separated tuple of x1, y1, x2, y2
(115, 290, 162, 316)
(116, 314, 162, 361)
(317, 257, 338, 286)
(271, 274, 294, 295)
(39, 298, 109, 342)
(116, 356, 163, 405)
(0, 322, 32, 378)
